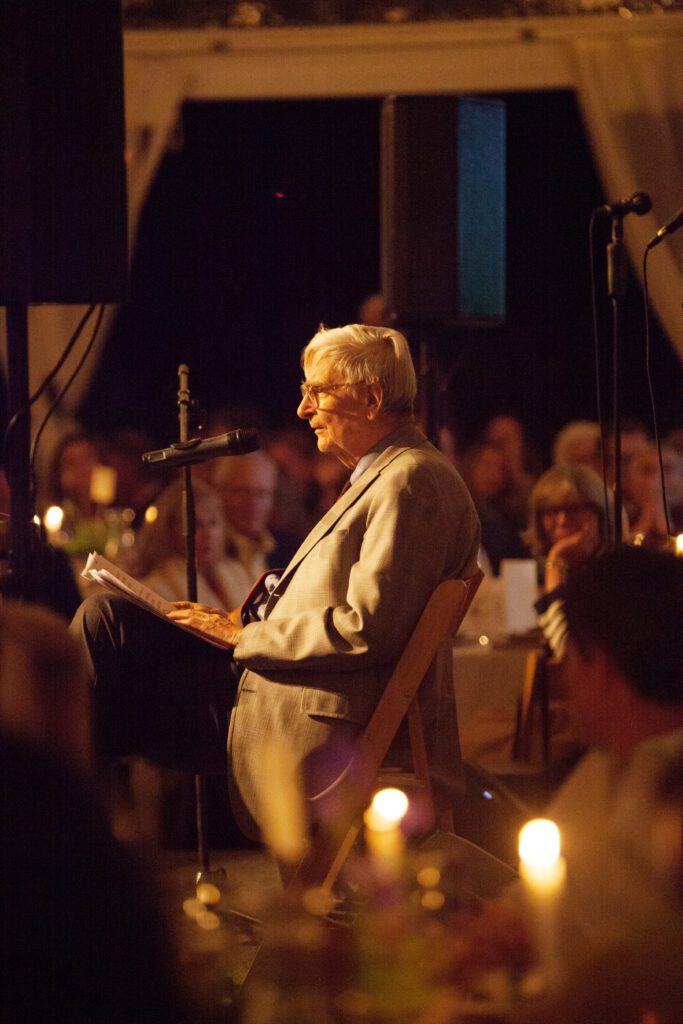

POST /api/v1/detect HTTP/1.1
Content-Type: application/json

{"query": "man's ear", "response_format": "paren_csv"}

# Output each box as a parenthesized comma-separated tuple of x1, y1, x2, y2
(366, 381, 383, 420)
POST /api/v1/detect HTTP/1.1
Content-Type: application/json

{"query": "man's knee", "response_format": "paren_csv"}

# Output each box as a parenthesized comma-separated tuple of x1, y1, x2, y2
(70, 594, 136, 669)
(71, 592, 110, 637)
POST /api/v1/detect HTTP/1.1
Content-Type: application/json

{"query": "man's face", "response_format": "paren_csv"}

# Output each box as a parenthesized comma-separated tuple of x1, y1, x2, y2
(560, 637, 611, 748)
(297, 358, 378, 469)
(220, 460, 276, 539)
(193, 501, 226, 568)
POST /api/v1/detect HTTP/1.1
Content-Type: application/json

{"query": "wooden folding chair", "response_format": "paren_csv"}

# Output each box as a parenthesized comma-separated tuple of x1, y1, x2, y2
(512, 647, 552, 766)
(285, 570, 483, 894)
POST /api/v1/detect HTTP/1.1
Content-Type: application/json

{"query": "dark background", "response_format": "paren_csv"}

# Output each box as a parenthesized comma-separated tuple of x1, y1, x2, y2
(78, 89, 682, 464)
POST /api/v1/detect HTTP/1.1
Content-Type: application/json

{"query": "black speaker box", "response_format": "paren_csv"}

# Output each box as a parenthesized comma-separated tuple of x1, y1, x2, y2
(0, 0, 128, 304)
(381, 95, 506, 327)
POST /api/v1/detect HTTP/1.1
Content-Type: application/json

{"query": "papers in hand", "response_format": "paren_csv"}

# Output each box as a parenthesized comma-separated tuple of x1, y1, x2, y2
(81, 552, 232, 649)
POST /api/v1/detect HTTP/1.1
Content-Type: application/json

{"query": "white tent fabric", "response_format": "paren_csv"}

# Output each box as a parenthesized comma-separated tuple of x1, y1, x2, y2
(571, 31, 683, 358)
(3, 13, 681, 482)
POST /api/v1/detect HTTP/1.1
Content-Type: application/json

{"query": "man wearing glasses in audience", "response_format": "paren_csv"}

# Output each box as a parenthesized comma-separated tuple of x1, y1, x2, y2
(73, 324, 480, 841)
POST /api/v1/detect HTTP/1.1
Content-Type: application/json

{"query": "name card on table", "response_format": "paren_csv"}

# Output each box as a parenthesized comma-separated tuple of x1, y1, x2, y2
(500, 559, 538, 635)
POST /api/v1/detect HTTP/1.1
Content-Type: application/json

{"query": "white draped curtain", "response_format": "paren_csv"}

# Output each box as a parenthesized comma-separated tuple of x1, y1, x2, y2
(3, 14, 681, 485)
(571, 32, 683, 358)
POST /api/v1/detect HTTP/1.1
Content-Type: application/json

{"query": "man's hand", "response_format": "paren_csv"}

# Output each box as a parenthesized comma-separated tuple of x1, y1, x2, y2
(167, 601, 243, 648)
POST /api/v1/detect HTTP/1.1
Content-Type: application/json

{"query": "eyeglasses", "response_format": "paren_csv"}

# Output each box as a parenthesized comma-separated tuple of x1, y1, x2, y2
(299, 381, 347, 404)
(540, 503, 593, 519)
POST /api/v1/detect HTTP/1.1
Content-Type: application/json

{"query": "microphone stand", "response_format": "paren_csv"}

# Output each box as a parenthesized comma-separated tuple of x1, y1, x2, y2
(606, 215, 628, 547)
(176, 365, 222, 886)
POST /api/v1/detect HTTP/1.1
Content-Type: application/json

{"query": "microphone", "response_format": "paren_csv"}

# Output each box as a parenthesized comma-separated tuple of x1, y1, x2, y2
(142, 428, 260, 468)
(647, 205, 683, 249)
(596, 191, 652, 218)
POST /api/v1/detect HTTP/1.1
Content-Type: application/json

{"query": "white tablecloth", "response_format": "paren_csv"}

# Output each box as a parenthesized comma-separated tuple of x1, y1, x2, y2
(453, 640, 535, 765)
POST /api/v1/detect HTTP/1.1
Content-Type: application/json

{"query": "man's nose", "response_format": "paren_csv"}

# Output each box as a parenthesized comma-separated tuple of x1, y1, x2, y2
(297, 395, 313, 419)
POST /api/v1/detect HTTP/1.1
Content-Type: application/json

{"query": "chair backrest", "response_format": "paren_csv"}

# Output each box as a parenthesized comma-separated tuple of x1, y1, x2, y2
(289, 570, 483, 890)
(343, 572, 483, 801)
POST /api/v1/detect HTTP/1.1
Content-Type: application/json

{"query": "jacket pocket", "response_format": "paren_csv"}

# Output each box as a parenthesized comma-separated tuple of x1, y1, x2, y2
(301, 687, 351, 720)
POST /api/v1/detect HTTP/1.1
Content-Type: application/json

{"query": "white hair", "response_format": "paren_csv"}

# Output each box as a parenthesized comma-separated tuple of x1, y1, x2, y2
(302, 324, 416, 416)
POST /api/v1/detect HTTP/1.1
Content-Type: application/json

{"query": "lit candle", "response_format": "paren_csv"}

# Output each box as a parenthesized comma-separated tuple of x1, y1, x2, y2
(89, 464, 117, 506)
(43, 505, 64, 545)
(518, 818, 566, 990)
(253, 739, 308, 868)
(675, 534, 683, 557)
(363, 787, 409, 876)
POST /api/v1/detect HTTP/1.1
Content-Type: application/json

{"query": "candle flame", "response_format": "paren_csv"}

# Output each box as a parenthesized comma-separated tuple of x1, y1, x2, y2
(364, 787, 409, 831)
(44, 505, 64, 530)
(519, 818, 561, 870)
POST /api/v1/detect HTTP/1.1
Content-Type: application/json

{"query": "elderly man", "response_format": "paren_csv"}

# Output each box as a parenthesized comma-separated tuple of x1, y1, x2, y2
(73, 324, 480, 838)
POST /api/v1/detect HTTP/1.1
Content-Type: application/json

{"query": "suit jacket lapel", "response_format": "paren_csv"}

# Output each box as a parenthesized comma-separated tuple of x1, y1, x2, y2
(263, 423, 428, 617)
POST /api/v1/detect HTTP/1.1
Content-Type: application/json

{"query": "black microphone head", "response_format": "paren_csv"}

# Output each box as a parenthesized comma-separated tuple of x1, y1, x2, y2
(630, 191, 652, 216)
(597, 191, 652, 217)
(232, 428, 260, 454)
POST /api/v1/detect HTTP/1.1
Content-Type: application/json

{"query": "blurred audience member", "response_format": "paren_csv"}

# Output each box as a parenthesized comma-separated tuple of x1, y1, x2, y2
(0, 600, 91, 769)
(99, 427, 165, 526)
(545, 547, 683, 1009)
(122, 477, 251, 848)
(204, 400, 271, 438)
(130, 477, 251, 609)
(523, 463, 612, 657)
(624, 443, 683, 544)
(552, 419, 602, 477)
(483, 413, 542, 505)
(0, 469, 82, 621)
(604, 416, 649, 487)
(44, 430, 102, 518)
(266, 426, 319, 541)
(356, 291, 388, 327)
(213, 448, 297, 579)
(0, 601, 192, 1023)
(311, 452, 351, 517)
(195, 400, 271, 478)
(664, 424, 683, 457)
(42, 430, 111, 554)
(464, 547, 683, 1023)
(40, 428, 149, 586)
(436, 408, 464, 472)
(460, 441, 529, 573)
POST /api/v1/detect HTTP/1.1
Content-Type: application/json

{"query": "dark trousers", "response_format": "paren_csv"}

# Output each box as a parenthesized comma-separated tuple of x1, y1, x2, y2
(71, 594, 238, 775)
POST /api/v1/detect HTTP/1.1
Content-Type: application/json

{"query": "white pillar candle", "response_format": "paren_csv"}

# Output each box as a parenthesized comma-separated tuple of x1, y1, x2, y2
(89, 464, 117, 506)
(518, 818, 566, 990)
(43, 505, 64, 545)
(363, 787, 409, 876)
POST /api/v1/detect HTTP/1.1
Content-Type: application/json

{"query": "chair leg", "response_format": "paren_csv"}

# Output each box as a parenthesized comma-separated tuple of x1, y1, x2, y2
(283, 821, 362, 894)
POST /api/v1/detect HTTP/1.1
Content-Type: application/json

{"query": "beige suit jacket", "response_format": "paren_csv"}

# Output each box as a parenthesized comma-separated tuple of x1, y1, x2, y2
(228, 422, 480, 838)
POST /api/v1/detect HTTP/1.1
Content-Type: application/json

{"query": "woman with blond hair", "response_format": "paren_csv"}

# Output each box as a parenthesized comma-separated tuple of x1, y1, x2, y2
(524, 463, 612, 657)
(130, 477, 251, 610)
